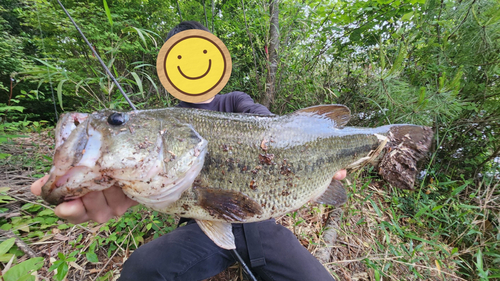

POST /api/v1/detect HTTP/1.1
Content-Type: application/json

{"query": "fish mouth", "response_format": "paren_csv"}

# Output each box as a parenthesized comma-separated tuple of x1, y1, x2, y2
(177, 59, 211, 80)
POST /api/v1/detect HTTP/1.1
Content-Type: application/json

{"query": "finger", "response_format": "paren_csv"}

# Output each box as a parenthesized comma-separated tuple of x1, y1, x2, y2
(102, 185, 138, 216)
(55, 199, 90, 224)
(81, 191, 114, 223)
(333, 169, 347, 181)
(31, 175, 49, 196)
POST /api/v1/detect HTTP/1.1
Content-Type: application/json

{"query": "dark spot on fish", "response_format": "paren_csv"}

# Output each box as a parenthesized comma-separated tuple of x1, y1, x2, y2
(182, 204, 190, 211)
(249, 180, 257, 190)
(280, 165, 292, 176)
(260, 139, 268, 151)
(259, 153, 274, 165)
(107, 112, 128, 126)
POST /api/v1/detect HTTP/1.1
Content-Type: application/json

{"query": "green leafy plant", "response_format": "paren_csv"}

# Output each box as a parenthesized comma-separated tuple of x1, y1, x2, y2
(48, 252, 77, 281)
(0, 238, 44, 281)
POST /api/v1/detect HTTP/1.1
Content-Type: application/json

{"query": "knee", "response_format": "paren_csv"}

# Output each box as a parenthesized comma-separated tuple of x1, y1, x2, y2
(119, 243, 178, 280)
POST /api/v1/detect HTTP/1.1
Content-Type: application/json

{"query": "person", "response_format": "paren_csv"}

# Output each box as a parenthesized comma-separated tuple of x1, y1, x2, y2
(31, 21, 347, 281)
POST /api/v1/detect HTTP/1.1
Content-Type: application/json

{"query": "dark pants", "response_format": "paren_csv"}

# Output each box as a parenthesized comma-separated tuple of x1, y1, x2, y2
(118, 219, 335, 281)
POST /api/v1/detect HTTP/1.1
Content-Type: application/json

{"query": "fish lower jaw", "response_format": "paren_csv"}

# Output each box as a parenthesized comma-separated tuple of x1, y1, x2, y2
(42, 165, 113, 204)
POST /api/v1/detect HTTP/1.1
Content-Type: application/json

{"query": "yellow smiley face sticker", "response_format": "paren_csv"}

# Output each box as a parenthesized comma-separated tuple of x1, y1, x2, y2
(157, 30, 232, 103)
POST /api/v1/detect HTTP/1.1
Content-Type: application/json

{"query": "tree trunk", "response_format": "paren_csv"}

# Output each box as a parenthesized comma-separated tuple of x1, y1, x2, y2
(263, 0, 279, 108)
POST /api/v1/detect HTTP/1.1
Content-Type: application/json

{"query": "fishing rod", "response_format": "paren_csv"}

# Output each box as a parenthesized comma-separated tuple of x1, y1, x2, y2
(55, 0, 136, 111)
(233, 249, 258, 281)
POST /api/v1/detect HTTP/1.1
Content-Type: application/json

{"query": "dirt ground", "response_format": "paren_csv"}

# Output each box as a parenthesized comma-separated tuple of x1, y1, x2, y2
(0, 132, 463, 281)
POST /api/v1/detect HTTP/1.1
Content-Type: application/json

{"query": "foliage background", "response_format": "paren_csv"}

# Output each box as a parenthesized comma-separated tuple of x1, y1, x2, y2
(0, 0, 499, 279)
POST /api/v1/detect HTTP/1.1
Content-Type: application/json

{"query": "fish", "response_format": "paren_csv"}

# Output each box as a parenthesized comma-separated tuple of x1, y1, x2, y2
(41, 105, 432, 249)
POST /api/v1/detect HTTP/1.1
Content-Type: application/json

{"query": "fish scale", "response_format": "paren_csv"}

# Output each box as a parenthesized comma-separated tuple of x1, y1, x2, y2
(153, 109, 380, 221)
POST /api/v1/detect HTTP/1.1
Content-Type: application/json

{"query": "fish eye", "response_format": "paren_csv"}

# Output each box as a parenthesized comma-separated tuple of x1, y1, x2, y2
(107, 112, 128, 126)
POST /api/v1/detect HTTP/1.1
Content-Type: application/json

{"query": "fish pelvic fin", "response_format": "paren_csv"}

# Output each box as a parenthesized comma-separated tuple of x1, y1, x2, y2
(314, 179, 348, 207)
(196, 220, 235, 250)
(293, 105, 351, 127)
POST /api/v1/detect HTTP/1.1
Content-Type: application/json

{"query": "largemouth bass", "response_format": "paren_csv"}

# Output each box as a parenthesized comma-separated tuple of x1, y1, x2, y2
(41, 105, 432, 249)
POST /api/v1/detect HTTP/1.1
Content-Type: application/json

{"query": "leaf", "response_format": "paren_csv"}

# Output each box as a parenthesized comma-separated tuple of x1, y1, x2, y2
(133, 63, 154, 69)
(86, 252, 99, 263)
(56, 79, 67, 111)
(38, 208, 54, 216)
(401, 12, 414, 21)
(2, 257, 44, 281)
(0, 253, 16, 263)
(130, 72, 144, 98)
(451, 182, 469, 197)
(432, 205, 444, 212)
(0, 238, 16, 255)
(0, 195, 15, 203)
(0, 106, 25, 113)
(54, 262, 69, 281)
(350, 28, 362, 42)
(142, 72, 159, 99)
(103, 0, 113, 26)
(124, 27, 148, 48)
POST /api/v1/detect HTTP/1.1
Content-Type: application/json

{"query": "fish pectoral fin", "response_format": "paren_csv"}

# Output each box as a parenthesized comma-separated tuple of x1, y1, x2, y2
(314, 179, 347, 207)
(292, 105, 351, 127)
(196, 220, 236, 250)
(194, 188, 263, 222)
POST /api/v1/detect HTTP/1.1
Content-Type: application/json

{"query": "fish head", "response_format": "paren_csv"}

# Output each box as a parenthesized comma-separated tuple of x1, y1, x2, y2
(42, 110, 208, 209)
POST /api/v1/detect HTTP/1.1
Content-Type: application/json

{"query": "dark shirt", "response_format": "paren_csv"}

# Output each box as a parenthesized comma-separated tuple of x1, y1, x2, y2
(177, 91, 271, 115)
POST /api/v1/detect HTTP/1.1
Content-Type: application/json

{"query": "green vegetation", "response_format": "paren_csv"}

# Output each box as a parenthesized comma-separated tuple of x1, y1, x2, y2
(1, 0, 499, 279)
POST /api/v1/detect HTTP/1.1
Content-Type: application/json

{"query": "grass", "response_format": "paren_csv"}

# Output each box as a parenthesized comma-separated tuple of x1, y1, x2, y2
(1, 130, 499, 280)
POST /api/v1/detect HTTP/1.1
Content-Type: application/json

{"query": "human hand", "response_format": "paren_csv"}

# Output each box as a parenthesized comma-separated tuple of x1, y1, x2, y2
(333, 169, 347, 181)
(31, 175, 138, 224)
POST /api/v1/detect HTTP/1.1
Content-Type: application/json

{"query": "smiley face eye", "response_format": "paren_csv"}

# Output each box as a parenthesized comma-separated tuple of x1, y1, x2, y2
(178, 55, 182, 59)
(203, 50, 207, 54)
(107, 112, 128, 126)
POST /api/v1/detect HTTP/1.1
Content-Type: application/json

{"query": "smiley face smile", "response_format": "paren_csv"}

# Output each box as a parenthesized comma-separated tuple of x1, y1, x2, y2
(178, 59, 212, 80)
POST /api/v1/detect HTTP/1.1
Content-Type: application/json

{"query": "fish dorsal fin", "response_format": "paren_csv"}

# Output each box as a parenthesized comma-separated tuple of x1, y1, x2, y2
(314, 179, 347, 206)
(196, 220, 236, 250)
(293, 105, 351, 127)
